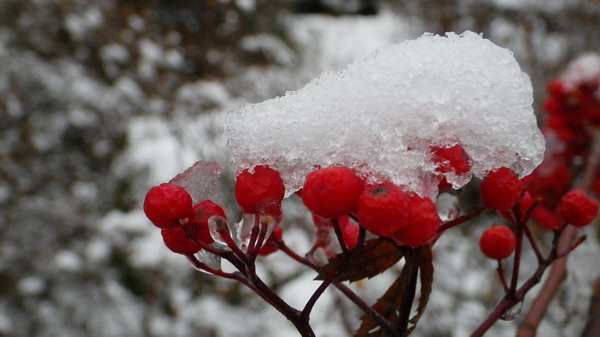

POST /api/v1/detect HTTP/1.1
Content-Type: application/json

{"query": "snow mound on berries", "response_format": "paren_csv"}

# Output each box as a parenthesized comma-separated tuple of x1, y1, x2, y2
(225, 31, 545, 197)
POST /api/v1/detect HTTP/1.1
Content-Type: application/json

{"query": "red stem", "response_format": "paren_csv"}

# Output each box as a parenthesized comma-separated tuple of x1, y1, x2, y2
(497, 260, 509, 292)
(472, 228, 569, 337)
(277, 240, 396, 335)
(332, 217, 348, 255)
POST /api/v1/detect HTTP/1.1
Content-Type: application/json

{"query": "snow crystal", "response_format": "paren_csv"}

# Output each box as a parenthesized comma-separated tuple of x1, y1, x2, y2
(225, 31, 545, 198)
(169, 161, 223, 204)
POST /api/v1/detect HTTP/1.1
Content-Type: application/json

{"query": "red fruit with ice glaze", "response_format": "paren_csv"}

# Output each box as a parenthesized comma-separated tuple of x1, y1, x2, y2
(235, 166, 285, 214)
(431, 144, 471, 190)
(480, 167, 522, 211)
(144, 183, 193, 229)
(356, 182, 409, 237)
(161, 227, 201, 255)
(394, 195, 441, 247)
(302, 166, 364, 218)
(191, 200, 226, 244)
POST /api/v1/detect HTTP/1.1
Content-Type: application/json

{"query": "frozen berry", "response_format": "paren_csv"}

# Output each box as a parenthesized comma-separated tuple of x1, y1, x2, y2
(144, 183, 193, 229)
(479, 226, 516, 260)
(431, 144, 471, 189)
(191, 200, 227, 244)
(161, 227, 201, 255)
(302, 166, 364, 218)
(395, 195, 440, 247)
(480, 167, 522, 211)
(559, 189, 599, 227)
(356, 182, 409, 237)
(258, 226, 283, 256)
(235, 166, 285, 214)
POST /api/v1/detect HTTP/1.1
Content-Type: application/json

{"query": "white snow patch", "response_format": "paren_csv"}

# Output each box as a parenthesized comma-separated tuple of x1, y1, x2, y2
(225, 31, 545, 198)
(17, 276, 46, 295)
(54, 250, 84, 271)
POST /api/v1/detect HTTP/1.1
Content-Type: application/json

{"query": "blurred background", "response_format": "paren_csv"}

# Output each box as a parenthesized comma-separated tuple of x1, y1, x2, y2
(1, 0, 600, 336)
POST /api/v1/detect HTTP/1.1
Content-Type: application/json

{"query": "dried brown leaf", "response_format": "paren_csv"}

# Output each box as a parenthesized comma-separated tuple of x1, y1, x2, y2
(315, 239, 403, 283)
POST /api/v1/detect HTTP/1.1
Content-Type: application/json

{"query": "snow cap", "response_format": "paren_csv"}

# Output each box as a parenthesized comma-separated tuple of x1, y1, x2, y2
(225, 31, 545, 198)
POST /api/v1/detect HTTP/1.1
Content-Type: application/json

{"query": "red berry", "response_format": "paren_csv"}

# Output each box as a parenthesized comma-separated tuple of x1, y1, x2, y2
(235, 166, 285, 214)
(480, 167, 522, 211)
(543, 96, 564, 114)
(559, 189, 599, 227)
(479, 226, 516, 260)
(161, 227, 201, 255)
(356, 182, 409, 237)
(394, 195, 440, 247)
(258, 226, 283, 256)
(302, 166, 364, 218)
(190, 200, 226, 244)
(431, 144, 471, 189)
(547, 79, 567, 97)
(144, 183, 193, 228)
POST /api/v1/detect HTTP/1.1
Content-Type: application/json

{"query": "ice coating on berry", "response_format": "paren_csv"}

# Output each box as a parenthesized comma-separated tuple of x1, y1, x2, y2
(480, 167, 522, 211)
(225, 31, 545, 198)
(395, 195, 440, 247)
(169, 161, 223, 204)
(302, 166, 364, 218)
(143, 183, 193, 229)
(161, 227, 201, 255)
(234, 166, 285, 214)
(356, 182, 409, 237)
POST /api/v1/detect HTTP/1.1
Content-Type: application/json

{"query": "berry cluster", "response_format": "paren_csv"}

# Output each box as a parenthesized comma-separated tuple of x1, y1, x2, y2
(143, 166, 286, 256)
(138, 57, 600, 337)
(144, 184, 228, 255)
(476, 166, 598, 259)
(142, 155, 598, 337)
(524, 70, 600, 229)
(302, 166, 441, 248)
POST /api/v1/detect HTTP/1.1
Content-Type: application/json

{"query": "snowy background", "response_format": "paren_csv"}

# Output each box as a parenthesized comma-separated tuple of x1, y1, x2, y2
(1, 0, 599, 336)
